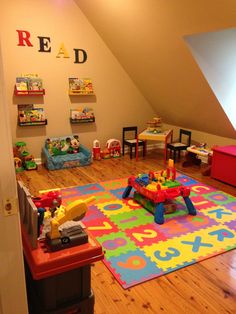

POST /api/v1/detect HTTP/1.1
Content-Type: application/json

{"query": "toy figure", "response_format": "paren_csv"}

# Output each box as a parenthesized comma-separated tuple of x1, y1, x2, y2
(106, 139, 121, 158)
(70, 135, 80, 153)
(93, 140, 101, 160)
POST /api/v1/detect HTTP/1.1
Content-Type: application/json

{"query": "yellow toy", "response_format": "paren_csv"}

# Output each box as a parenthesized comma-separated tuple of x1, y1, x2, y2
(48, 196, 95, 240)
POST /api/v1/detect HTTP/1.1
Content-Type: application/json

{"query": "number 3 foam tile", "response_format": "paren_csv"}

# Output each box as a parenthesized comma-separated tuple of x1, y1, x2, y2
(105, 249, 163, 289)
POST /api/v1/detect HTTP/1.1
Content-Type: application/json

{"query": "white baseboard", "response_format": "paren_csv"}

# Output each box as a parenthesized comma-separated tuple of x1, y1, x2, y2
(35, 158, 42, 165)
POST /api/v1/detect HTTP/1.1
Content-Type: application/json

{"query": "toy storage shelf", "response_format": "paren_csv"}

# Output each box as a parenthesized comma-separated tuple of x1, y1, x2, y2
(70, 118, 95, 124)
(14, 86, 45, 96)
(18, 119, 47, 126)
(68, 90, 95, 96)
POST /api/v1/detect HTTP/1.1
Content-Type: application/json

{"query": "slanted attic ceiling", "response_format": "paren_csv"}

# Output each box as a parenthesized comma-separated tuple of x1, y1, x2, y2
(75, 0, 236, 139)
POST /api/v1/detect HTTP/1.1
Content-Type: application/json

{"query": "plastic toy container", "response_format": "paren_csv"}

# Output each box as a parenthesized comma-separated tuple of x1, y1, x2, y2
(25, 261, 94, 314)
(211, 145, 236, 186)
(21, 224, 103, 314)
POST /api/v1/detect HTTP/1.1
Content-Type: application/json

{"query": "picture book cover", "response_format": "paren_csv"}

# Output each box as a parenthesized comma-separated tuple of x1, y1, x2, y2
(69, 77, 94, 94)
(18, 104, 46, 126)
(70, 107, 95, 123)
(15, 74, 44, 94)
(28, 77, 43, 91)
(16, 77, 29, 91)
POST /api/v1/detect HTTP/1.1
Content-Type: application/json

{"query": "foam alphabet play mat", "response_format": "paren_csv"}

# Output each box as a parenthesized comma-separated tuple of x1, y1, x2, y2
(60, 173, 236, 289)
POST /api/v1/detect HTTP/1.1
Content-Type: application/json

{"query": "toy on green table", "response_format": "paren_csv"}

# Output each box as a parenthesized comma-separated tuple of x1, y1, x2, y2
(122, 159, 196, 224)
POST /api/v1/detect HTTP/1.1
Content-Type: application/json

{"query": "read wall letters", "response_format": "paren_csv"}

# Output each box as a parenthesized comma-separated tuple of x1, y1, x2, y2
(16, 29, 87, 64)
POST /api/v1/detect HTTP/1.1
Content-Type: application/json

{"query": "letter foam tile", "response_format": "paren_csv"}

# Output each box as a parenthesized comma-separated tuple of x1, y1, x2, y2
(60, 173, 236, 289)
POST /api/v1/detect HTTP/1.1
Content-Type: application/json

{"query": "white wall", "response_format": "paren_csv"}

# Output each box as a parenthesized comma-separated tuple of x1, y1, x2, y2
(185, 28, 236, 130)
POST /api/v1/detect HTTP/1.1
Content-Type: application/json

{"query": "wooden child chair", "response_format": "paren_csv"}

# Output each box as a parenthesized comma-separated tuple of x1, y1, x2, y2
(122, 126, 145, 159)
(166, 129, 191, 163)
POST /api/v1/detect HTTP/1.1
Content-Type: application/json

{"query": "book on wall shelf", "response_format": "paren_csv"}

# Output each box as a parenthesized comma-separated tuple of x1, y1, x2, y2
(68, 77, 94, 95)
(70, 107, 95, 123)
(18, 104, 47, 126)
(14, 74, 45, 95)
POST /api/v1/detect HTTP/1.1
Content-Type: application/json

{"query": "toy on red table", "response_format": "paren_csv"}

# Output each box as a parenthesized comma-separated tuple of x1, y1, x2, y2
(122, 159, 196, 224)
(93, 139, 101, 160)
(106, 139, 121, 158)
(33, 190, 62, 236)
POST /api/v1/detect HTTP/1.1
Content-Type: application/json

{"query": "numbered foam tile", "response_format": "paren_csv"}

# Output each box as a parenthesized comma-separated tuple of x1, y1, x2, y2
(96, 231, 137, 259)
(85, 216, 119, 237)
(109, 208, 154, 230)
(104, 249, 163, 289)
(122, 197, 143, 210)
(124, 223, 167, 247)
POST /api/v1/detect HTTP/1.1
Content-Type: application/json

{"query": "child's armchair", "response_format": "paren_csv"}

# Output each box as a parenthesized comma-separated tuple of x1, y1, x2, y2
(42, 135, 92, 170)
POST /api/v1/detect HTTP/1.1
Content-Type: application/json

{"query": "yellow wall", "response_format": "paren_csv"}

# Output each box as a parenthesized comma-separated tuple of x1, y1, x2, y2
(0, 0, 155, 158)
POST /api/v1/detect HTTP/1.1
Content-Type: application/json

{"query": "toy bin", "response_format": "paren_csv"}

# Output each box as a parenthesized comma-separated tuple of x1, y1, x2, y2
(211, 145, 236, 186)
(21, 223, 103, 314)
(25, 261, 94, 314)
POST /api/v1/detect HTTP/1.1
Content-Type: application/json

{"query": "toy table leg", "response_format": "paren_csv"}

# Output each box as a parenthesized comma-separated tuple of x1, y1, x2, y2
(154, 202, 165, 224)
(122, 185, 133, 198)
(183, 196, 197, 216)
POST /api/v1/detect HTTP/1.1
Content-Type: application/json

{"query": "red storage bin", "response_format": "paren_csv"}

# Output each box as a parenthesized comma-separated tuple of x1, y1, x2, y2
(211, 145, 236, 186)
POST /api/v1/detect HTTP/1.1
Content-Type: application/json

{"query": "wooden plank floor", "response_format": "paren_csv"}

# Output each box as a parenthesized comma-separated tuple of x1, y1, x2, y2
(17, 151, 236, 314)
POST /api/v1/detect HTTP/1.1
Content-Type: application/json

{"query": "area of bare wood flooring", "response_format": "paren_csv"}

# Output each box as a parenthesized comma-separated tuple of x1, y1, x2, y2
(17, 150, 236, 314)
